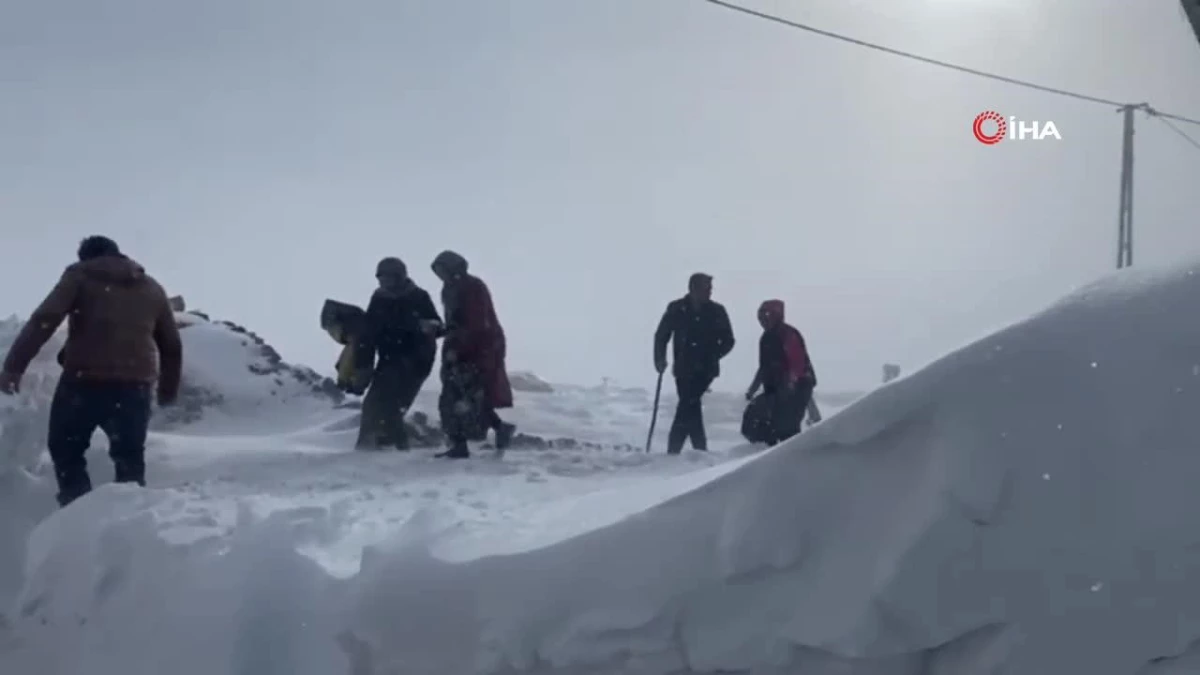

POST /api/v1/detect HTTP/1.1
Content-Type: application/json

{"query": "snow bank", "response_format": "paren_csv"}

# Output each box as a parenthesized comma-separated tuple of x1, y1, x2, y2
(7, 487, 347, 675)
(0, 312, 343, 435)
(163, 312, 342, 432)
(511, 370, 555, 393)
(7, 261, 1200, 674)
(0, 317, 65, 609)
(327, 262, 1200, 674)
(0, 311, 342, 610)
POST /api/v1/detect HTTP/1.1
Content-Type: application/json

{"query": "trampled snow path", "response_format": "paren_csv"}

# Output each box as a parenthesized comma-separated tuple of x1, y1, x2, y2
(139, 425, 748, 576)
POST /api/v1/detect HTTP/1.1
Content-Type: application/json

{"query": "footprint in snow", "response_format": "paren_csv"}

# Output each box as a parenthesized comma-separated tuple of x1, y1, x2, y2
(178, 513, 220, 528)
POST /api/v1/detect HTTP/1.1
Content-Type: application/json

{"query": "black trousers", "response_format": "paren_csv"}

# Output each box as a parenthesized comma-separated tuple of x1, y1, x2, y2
(763, 380, 814, 445)
(47, 376, 153, 507)
(438, 361, 504, 446)
(668, 370, 716, 454)
(357, 361, 428, 450)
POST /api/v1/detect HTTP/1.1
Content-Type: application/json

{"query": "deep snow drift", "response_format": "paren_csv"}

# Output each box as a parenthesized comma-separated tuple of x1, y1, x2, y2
(5, 261, 1199, 674)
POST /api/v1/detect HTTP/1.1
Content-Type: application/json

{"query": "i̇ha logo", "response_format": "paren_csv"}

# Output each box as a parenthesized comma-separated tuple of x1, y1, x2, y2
(973, 110, 1062, 144)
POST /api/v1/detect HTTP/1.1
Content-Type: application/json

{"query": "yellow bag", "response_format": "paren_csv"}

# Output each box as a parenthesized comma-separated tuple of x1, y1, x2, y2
(321, 300, 372, 395)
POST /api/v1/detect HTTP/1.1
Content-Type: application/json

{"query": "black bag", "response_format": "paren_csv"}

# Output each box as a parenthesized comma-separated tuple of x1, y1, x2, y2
(741, 394, 774, 443)
(320, 299, 367, 344)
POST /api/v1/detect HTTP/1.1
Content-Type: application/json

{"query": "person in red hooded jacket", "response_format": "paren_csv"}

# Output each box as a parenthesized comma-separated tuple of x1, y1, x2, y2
(430, 250, 515, 458)
(743, 299, 817, 445)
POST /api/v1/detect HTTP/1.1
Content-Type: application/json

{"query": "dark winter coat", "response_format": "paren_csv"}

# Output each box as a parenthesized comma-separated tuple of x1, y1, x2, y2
(653, 297, 735, 378)
(755, 301, 816, 393)
(434, 251, 513, 409)
(356, 282, 441, 378)
(2, 255, 182, 397)
(742, 300, 816, 445)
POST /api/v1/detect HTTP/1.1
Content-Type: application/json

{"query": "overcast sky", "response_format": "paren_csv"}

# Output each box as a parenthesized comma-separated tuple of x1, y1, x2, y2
(3, 0, 1200, 392)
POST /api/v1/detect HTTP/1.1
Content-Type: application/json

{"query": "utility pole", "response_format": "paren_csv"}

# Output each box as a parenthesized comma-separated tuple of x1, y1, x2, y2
(1115, 104, 1138, 270)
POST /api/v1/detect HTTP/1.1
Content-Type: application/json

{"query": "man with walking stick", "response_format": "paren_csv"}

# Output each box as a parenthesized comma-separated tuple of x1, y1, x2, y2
(651, 273, 735, 455)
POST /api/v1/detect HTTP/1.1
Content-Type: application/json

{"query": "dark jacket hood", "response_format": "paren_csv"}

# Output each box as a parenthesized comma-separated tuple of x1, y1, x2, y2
(72, 255, 146, 285)
(432, 250, 469, 278)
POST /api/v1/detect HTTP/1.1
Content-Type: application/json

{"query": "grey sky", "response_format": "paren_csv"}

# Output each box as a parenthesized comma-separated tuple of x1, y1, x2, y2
(2, 0, 1199, 392)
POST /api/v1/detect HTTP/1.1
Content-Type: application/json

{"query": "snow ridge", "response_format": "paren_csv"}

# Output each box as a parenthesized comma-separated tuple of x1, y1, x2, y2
(5, 263, 1200, 674)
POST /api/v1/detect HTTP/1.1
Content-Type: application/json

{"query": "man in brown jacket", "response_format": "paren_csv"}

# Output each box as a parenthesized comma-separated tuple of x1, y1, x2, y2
(0, 236, 182, 507)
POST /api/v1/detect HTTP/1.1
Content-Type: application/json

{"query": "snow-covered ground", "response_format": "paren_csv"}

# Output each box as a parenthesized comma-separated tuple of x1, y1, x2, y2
(0, 309, 851, 672)
(3, 260, 1200, 674)
(0, 310, 823, 576)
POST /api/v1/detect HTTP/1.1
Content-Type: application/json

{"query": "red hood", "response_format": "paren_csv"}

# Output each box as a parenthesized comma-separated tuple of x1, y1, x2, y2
(758, 299, 785, 322)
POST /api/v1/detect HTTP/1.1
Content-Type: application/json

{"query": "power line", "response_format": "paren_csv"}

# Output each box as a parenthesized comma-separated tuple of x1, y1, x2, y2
(1150, 112, 1200, 151)
(1152, 109, 1200, 128)
(698, 0, 1200, 272)
(699, 0, 1200, 126)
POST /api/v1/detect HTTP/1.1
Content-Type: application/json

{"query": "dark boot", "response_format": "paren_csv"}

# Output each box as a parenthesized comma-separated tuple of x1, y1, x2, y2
(435, 439, 470, 459)
(356, 435, 387, 451)
(494, 422, 516, 450)
(393, 434, 410, 451)
(666, 424, 687, 456)
(391, 414, 411, 450)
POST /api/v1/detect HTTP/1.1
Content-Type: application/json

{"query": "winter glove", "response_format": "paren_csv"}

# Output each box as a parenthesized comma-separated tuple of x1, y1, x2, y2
(0, 371, 19, 395)
(157, 386, 178, 407)
(654, 357, 667, 374)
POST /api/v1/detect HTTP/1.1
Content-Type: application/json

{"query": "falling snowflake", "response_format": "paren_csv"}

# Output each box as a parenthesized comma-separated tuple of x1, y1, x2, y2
(1091, 583, 1104, 592)
(1042, 473, 1051, 480)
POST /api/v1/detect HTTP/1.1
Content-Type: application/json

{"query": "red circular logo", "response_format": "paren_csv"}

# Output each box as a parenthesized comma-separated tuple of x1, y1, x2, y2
(973, 111, 1006, 145)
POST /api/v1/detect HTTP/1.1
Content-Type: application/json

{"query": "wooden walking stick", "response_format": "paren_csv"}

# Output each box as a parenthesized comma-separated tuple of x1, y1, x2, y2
(645, 371, 664, 452)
